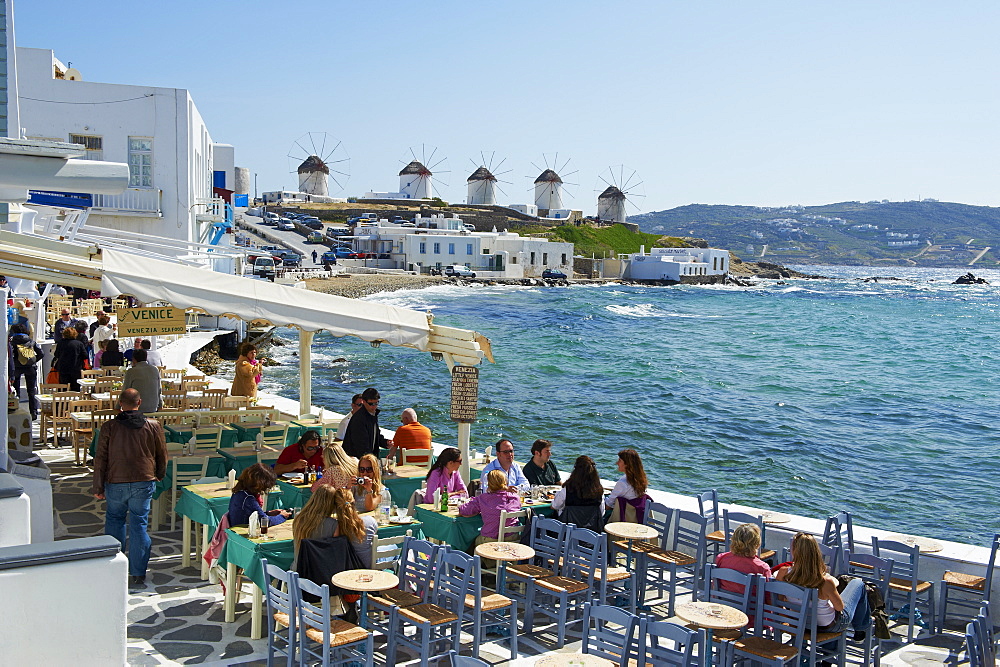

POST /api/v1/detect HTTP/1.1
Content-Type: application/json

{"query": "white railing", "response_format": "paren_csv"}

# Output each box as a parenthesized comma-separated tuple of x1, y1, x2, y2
(91, 187, 162, 214)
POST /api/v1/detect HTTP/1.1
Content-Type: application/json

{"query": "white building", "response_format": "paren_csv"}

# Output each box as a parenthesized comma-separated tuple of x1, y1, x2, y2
(466, 166, 497, 205)
(625, 246, 730, 281)
(261, 190, 342, 204)
(16, 47, 228, 242)
(597, 186, 627, 224)
(533, 168, 563, 211)
(507, 203, 538, 217)
(347, 214, 574, 278)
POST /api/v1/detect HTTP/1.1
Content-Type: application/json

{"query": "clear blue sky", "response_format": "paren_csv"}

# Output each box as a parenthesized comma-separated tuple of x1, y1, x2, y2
(14, 1, 1000, 214)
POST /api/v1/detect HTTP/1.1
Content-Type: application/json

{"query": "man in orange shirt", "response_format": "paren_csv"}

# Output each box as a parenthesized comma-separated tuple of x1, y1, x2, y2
(390, 408, 432, 465)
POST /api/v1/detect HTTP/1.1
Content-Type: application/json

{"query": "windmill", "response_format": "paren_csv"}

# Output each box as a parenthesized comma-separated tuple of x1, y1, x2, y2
(530, 153, 577, 212)
(595, 165, 645, 225)
(399, 145, 448, 200)
(466, 151, 512, 205)
(286, 132, 350, 196)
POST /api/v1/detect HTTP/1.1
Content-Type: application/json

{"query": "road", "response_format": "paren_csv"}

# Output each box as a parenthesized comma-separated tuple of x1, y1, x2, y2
(237, 214, 331, 267)
(969, 246, 991, 266)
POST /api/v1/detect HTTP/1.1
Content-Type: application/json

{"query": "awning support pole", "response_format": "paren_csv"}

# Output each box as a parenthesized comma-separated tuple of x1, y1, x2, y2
(458, 421, 472, 486)
(298, 329, 314, 417)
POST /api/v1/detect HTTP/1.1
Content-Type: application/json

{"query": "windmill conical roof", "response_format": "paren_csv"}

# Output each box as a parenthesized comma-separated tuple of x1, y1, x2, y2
(298, 155, 329, 174)
(598, 186, 626, 200)
(399, 160, 431, 177)
(467, 166, 496, 182)
(534, 169, 562, 184)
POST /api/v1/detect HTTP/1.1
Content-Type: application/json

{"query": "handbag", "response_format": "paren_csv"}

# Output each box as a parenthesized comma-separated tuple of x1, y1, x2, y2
(46, 367, 59, 384)
(83, 358, 92, 370)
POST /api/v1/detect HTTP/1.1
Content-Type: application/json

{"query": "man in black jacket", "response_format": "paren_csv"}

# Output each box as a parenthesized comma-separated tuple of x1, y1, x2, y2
(9, 324, 43, 420)
(342, 387, 394, 459)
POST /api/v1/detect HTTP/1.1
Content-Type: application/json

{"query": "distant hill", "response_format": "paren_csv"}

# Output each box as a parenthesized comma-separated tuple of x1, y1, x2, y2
(630, 200, 1000, 267)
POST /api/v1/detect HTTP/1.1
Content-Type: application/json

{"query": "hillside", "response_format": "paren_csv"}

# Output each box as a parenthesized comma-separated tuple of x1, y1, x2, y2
(630, 200, 1000, 267)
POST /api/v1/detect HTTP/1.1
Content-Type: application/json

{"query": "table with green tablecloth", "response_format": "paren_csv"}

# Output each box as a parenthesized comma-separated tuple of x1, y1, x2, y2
(413, 500, 554, 552)
(174, 480, 285, 575)
(291, 417, 342, 437)
(229, 420, 303, 446)
(164, 424, 240, 449)
(275, 464, 427, 510)
(214, 445, 282, 477)
(219, 515, 422, 639)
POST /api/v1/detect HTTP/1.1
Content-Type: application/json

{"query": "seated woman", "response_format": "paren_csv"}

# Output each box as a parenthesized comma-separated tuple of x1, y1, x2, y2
(291, 484, 339, 569)
(329, 488, 379, 566)
(775, 532, 871, 639)
(604, 448, 649, 523)
(228, 463, 291, 527)
(424, 447, 468, 503)
(458, 469, 522, 549)
(552, 455, 605, 532)
(352, 453, 383, 513)
(311, 443, 358, 491)
(715, 523, 772, 592)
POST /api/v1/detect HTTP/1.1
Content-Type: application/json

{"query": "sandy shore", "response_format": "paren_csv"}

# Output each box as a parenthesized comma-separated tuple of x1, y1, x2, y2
(304, 273, 446, 298)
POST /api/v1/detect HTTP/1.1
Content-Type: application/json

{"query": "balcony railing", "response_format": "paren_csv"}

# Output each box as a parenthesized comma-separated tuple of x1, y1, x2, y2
(91, 188, 162, 215)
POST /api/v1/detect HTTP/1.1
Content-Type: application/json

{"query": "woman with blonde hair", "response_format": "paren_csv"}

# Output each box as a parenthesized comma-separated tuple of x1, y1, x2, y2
(329, 488, 379, 566)
(291, 484, 339, 568)
(776, 532, 871, 639)
(311, 443, 358, 491)
(351, 453, 383, 512)
(715, 523, 772, 585)
(604, 448, 650, 523)
(459, 469, 522, 548)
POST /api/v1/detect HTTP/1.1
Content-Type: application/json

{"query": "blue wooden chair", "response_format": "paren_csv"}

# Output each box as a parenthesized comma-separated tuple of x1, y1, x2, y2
(296, 575, 373, 667)
(698, 489, 725, 560)
(844, 551, 894, 667)
(504, 516, 567, 609)
(778, 541, 842, 576)
(637, 509, 707, 616)
(966, 606, 995, 667)
(637, 616, 702, 667)
(463, 552, 518, 660)
(581, 603, 639, 666)
(365, 536, 438, 635)
(700, 564, 761, 664)
(524, 525, 602, 648)
(822, 511, 855, 575)
(261, 558, 297, 667)
(732, 579, 813, 667)
(723, 509, 776, 561)
(446, 649, 489, 666)
(386, 548, 472, 666)
(611, 501, 672, 575)
(873, 536, 936, 642)
(939, 533, 999, 633)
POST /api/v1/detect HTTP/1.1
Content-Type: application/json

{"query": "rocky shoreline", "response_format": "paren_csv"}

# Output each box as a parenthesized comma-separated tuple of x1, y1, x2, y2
(304, 274, 447, 298)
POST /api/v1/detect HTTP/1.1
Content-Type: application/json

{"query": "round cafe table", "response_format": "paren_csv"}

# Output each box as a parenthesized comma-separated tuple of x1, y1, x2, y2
(330, 569, 399, 629)
(758, 510, 791, 524)
(604, 521, 659, 571)
(674, 600, 748, 666)
(885, 533, 944, 553)
(474, 542, 535, 595)
(535, 654, 614, 666)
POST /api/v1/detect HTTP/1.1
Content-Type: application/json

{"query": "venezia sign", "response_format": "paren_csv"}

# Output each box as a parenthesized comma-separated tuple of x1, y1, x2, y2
(116, 306, 186, 336)
(450, 365, 479, 423)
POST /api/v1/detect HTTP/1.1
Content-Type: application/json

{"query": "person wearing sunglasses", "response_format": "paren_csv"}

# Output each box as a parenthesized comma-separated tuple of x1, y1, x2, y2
(351, 453, 384, 512)
(274, 430, 325, 475)
(342, 387, 393, 459)
(336, 393, 363, 440)
(479, 438, 530, 491)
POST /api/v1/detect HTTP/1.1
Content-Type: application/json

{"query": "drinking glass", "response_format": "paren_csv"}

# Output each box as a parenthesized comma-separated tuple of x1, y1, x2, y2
(396, 507, 409, 520)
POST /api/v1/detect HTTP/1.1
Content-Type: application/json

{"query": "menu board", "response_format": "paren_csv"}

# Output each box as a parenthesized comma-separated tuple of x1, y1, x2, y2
(450, 365, 479, 422)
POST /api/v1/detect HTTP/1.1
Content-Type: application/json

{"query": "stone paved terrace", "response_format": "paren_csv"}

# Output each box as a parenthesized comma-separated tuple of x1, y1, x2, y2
(30, 436, 969, 666)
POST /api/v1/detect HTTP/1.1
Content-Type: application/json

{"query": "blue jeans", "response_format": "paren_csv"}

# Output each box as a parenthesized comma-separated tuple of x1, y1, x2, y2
(104, 481, 156, 577)
(822, 578, 872, 633)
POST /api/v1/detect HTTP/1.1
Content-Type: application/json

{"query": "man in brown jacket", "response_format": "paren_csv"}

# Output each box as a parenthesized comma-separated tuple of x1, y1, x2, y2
(92, 388, 167, 587)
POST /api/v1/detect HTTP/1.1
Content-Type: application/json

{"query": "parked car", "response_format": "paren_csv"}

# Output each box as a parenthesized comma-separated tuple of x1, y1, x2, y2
(321, 251, 340, 264)
(305, 231, 325, 244)
(444, 265, 476, 278)
(399, 222, 416, 227)
(250, 256, 276, 280)
(334, 248, 354, 258)
(302, 219, 323, 230)
(377, 253, 391, 259)
(542, 269, 568, 279)
(276, 221, 296, 231)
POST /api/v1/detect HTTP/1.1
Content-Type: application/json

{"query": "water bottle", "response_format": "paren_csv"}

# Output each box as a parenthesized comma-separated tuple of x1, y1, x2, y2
(380, 487, 393, 524)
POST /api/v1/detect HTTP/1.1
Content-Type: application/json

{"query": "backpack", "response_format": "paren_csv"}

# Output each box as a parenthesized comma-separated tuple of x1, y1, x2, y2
(16, 342, 37, 366)
(837, 574, 891, 640)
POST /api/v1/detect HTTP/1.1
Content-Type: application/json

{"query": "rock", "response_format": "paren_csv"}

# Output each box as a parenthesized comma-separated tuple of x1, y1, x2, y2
(953, 272, 989, 285)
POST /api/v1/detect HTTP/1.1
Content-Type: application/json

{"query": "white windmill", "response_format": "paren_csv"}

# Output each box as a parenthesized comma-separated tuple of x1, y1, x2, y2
(531, 154, 577, 212)
(399, 145, 448, 200)
(286, 132, 350, 196)
(595, 165, 645, 225)
(466, 152, 511, 205)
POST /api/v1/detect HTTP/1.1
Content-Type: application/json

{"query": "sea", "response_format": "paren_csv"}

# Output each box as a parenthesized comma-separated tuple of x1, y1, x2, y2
(253, 265, 999, 547)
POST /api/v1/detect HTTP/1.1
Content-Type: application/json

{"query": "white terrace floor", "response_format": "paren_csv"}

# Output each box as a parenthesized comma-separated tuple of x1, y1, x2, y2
(37, 441, 968, 666)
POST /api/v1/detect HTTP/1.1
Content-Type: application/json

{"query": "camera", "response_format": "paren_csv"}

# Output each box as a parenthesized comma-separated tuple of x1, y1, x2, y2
(356, 477, 366, 485)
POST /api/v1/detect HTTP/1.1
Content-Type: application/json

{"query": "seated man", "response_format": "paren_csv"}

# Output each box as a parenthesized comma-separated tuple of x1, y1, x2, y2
(389, 408, 432, 465)
(523, 438, 560, 486)
(273, 430, 325, 475)
(480, 438, 529, 491)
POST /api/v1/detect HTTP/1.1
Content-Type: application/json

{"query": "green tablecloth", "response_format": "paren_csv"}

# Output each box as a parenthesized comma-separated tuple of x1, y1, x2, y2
(275, 473, 425, 510)
(215, 447, 282, 477)
(230, 422, 304, 446)
(154, 456, 227, 500)
(174, 483, 283, 529)
(164, 424, 240, 449)
(219, 520, 422, 589)
(413, 501, 554, 551)
(275, 479, 312, 509)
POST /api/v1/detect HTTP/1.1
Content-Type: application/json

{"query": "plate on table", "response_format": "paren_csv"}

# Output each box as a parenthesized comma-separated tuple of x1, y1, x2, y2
(390, 516, 414, 524)
(281, 473, 304, 483)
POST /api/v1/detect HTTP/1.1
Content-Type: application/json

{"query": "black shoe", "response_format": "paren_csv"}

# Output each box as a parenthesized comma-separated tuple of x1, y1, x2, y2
(852, 630, 866, 643)
(129, 576, 146, 588)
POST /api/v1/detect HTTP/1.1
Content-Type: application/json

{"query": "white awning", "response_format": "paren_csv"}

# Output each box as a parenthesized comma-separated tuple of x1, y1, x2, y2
(0, 231, 491, 363)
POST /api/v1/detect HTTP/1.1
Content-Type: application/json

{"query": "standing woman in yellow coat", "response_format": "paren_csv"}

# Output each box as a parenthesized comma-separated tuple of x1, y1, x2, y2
(231, 342, 262, 398)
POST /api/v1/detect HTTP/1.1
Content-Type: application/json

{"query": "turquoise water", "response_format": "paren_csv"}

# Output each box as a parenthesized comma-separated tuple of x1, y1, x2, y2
(260, 265, 1000, 546)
